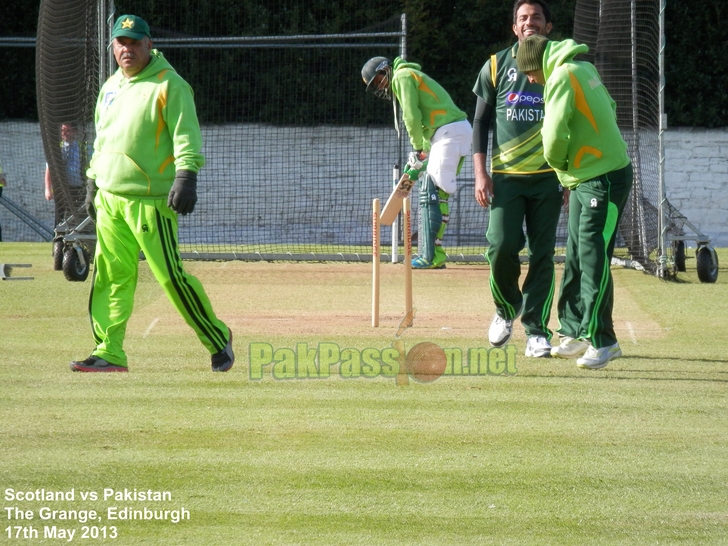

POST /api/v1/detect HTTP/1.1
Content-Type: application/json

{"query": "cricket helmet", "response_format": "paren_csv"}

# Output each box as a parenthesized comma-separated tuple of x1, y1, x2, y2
(362, 56, 393, 100)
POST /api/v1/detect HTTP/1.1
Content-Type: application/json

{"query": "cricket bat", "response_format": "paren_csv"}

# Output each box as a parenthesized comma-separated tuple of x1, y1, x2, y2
(379, 173, 415, 226)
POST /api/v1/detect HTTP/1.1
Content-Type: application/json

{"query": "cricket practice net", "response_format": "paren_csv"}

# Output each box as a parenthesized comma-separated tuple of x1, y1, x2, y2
(35, 0, 102, 243)
(27, 0, 665, 269)
(573, 0, 663, 271)
(33, 0, 427, 260)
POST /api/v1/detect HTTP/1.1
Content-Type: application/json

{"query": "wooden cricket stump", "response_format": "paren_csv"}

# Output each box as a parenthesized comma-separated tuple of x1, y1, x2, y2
(397, 197, 413, 385)
(371, 197, 414, 329)
(372, 198, 380, 327)
(403, 197, 412, 316)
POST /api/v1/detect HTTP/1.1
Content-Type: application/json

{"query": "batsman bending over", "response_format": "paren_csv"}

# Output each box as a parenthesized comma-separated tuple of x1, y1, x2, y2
(70, 15, 233, 373)
(362, 56, 472, 269)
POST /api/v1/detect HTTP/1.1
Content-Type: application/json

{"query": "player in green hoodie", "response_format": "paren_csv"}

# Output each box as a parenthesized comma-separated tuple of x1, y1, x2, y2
(362, 56, 472, 269)
(516, 35, 633, 369)
(70, 15, 233, 373)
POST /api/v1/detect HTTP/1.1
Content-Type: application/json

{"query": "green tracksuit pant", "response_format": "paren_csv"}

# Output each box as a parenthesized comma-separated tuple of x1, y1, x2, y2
(556, 163, 633, 349)
(89, 190, 230, 367)
(486, 172, 563, 338)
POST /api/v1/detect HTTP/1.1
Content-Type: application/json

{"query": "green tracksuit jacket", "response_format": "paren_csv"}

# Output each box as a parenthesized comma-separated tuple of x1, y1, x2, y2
(391, 57, 467, 152)
(540, 40, 630, 189)
(88, 50, 205, 195)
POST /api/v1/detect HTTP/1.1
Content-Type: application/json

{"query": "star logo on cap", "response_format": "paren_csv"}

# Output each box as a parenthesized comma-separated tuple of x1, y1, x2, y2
(121, 18, 134, 29)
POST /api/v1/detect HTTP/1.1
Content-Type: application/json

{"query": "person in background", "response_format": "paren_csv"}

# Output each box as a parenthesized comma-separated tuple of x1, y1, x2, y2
(45, 122, 91, 226)
(45, 122, 89, 200)
(516, 34, 633, 369)
(70, 14, 234, 373)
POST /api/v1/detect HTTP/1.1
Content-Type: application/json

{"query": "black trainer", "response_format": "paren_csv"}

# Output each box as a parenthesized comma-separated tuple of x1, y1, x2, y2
(211, 330, 234, 372)
(70, 355, 128, 373)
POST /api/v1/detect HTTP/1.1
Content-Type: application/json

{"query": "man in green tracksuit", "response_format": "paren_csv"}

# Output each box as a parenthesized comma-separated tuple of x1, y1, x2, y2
(70, 15, 233, 373)
(517, 35, 633, 369)
(472, 0, 564, 358)
(362, 56, 472, 269)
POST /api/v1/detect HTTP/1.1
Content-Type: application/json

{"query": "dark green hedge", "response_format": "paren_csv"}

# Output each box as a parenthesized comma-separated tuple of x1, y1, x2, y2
(1, 0, 726, 127)
(0, 0, 39, 119)
(664, 1, 728, 127)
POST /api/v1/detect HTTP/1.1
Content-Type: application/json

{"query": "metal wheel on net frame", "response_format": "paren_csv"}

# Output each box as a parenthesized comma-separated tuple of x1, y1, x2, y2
(695, 245, 719, 284)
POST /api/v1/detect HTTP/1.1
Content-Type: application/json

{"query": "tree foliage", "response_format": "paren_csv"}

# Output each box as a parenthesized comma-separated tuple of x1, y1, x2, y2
(664, 1, 728, 127)
(0, 0, 726, 127)
(401, 0, 576, 121)
(0, 0, 40, 119)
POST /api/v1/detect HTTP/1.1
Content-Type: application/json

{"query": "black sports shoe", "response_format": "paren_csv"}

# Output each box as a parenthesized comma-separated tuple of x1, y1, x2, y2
(70, 355, 128, 372)
(211, 330, 234, 372)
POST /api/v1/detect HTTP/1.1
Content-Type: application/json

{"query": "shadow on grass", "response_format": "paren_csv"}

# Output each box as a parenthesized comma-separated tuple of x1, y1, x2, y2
(516, 372, 728, 382)
(517, 354, 728, 382)
(623, 355, 728, 364)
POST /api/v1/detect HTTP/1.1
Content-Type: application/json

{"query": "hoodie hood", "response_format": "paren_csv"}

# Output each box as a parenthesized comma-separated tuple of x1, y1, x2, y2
(392, 57, 422, 72)
(115, 49, 176, 81)
(542, 39, 589, 81)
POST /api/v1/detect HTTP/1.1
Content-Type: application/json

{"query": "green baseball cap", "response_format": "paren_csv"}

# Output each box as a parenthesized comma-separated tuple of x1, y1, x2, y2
(111, 15, 151, 41)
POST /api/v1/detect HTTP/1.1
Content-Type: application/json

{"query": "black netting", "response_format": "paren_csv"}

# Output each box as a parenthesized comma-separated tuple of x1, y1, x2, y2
(27, 1, 569, 261)
(36, 0, 101, 236)
(574, 0, 661, 271)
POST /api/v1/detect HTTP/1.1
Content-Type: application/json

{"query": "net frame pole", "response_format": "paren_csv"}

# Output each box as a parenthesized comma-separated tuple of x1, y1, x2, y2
(100, 0, 115, 81)
(109, 1, 116, 75)
(98, 0, 106, 83)
(628, 0, 649, 267)
(393, 13, 408, 264)
(657, 0, 668, 273)
(391, 164, 399, 263)
(403, 197, 412, 316)
(372, 198, 381, 328)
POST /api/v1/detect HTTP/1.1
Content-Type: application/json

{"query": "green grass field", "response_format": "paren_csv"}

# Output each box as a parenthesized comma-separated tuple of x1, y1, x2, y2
(1, 243, 726, 545)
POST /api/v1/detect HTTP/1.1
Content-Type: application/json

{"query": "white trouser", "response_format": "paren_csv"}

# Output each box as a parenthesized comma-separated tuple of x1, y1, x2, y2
(426, 119, 473, 195)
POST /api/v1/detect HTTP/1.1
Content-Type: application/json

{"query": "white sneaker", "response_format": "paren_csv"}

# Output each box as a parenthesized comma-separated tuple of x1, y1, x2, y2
(550, 336, 590, 358)
(576, 343, 622, 369)
(488, 314, 513, 347)
(525, 336, 551, 358)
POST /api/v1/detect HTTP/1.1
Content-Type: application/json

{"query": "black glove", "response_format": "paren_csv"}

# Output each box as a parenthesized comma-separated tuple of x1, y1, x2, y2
(85, 178, 97, 221)
(167, 170, 198, 215)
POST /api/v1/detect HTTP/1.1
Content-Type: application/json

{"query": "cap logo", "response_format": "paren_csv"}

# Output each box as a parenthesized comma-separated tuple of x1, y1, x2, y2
(121, 18, 134, 30)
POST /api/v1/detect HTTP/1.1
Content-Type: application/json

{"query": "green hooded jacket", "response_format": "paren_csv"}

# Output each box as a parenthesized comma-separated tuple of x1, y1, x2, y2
(391, 57, 467, 152)
(541, 40, 630, 189)
(88, 50, 205, 197)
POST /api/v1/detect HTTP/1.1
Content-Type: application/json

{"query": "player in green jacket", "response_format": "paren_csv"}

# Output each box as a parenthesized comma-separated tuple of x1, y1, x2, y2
(362, 56, 472, 269)
(70, 14, 233, 373)
(472, 0, 564, 358)
(517, 35, 634, 369)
